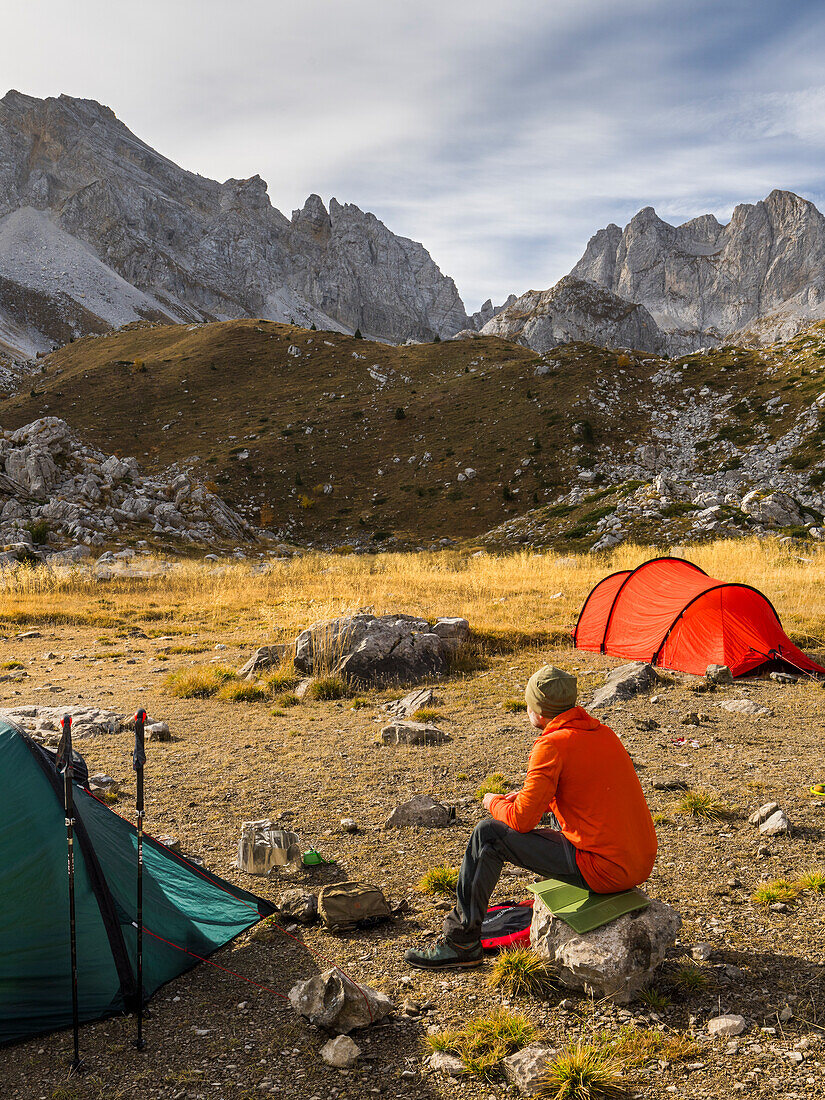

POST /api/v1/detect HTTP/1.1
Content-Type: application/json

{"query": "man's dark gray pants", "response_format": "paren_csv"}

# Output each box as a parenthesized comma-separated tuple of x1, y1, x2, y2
(443, 818, 588, 946)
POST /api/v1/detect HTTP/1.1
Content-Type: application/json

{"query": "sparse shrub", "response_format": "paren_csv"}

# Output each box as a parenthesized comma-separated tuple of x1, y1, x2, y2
(350, 697, 371, 709)
(418, 865, 459, 895)
(305, 674, 348, 700)
(489, 947, 556, 997)
(274, 692, 300, 708)
(539, 1041, 625, 1099)
(652, 812, 672, 825)
(502, 698, 527, 713)
(1, 661, 23, 670)
(298, 494, 316, 509)
(433, 333, 441, 343)
(751, 878, 800, 907)
(353, 328, 363, 339)
(394, 407, 406, 419)
(164, 666, 234, 698)
(27, 520, 50, 545)
(476, 773, 509, 798)
(673, 789, 729, 820)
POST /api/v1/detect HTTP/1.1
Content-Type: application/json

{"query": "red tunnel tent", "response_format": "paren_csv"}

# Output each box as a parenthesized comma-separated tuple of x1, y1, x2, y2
(574, 557, 825, 678)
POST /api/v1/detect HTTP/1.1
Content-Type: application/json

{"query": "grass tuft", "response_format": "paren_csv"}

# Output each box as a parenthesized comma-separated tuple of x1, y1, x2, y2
(751, 878, 800, 906)
(305, 674, 349, 700)
(539, 1041, 626, 1099)
(502, 698, 527, 713)
(476, 772, 509, 798)
(274, 692, 301, 708)
(673, 788, 730, 820)
(263, 668, 299, 694)
(426, 1007, 535, 1079)
(669, 962, 711, 996)
(217, 680, 268, 703)
(795, 869, 825, 893)
(636, 986, 671, 1011)
(164, 665, 234, 698)
(418, 865, 459, 895)
(412, 707, 443, 722)
(489, 947, 556, 997)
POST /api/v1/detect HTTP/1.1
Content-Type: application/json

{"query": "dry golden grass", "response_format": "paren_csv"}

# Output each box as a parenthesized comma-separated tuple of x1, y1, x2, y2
(0, 540, 824, 653)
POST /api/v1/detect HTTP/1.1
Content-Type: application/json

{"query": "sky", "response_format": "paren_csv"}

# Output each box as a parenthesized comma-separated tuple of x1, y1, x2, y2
(5, 0, 825, 310)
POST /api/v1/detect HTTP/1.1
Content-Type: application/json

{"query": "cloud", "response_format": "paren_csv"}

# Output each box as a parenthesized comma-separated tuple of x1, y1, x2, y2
(5, 0, 825, 309)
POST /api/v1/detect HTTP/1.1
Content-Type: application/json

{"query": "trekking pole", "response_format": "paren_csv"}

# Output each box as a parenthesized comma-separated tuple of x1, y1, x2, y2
(132, 709, 147, 1051)
(57, 715, 83, 1074)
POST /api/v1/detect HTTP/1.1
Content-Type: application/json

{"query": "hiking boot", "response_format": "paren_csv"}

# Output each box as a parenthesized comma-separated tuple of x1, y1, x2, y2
(404, 935, 483, 970)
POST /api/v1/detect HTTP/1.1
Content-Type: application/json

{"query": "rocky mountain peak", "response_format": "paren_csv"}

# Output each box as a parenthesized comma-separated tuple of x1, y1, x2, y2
(0, 90, 470, 354)
(479, 274, 667, 354)
(571, 189, 825, 347)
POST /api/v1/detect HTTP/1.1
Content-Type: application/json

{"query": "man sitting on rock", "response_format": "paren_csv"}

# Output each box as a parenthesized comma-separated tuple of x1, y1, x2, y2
(405, 664, 657, 969)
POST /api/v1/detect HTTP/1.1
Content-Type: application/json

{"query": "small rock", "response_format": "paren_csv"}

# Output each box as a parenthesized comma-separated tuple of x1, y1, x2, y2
(682, 712, 701, 726)
(383, 687, 437, 717)
(384, 794, 455, 829)
(691, 943, 713, 962)
(708, 1014, 747, 1037)
(320, 1034, 361, 1068)
(589, 662, 657, 710)
(340, 818, 358, 833)
(759, 810, 790, 836)
(289, 969, 394, 1033)
(748, 802, 779, 826)
(238, 645, 287, 677)
(652, 777, 689, 791)
(769, 671, 798, 684)
(503, 1044, 558, 1094)
(277, 888, 318, 924)
(428, 1051, 465, 1077)
(719, 699, 774, 718)
(147, 721, 171, 742)
(706, 664, 734, 685)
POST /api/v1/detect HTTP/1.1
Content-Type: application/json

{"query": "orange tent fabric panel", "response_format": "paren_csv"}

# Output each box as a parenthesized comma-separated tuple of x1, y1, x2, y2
(574, 571, 630, 651)
(601, 558, 710, 660)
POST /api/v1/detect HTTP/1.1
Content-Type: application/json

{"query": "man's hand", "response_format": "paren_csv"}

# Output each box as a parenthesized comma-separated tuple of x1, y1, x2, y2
(482, 791, 518, 812)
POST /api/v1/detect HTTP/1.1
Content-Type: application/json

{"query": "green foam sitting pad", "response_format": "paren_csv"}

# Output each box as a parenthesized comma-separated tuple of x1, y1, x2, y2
(528, 876, 649, 934)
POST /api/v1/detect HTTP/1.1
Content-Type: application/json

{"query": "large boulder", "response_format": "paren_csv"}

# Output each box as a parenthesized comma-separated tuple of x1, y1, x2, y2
(294, 613, 461, 686)
(740, 489, 804, 527)
(588, 662, 657, 710)
(530, 892, 681, 1003)
(379, 721, 451, 746)
(288, 968, 394, 1033)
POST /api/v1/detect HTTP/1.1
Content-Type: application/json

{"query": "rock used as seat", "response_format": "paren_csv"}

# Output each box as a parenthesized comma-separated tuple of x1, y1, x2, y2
(530, 890, 681, 1003)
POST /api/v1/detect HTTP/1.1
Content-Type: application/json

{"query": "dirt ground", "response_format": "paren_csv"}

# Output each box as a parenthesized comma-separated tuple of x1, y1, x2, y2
(3, 624, 825, 1100)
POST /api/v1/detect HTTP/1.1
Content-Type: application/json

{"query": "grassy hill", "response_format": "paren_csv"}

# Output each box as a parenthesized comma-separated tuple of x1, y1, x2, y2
(2, 319, 825, 549)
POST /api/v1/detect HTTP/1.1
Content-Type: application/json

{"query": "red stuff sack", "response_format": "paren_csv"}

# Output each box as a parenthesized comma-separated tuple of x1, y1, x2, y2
(480, 899, 534, 951)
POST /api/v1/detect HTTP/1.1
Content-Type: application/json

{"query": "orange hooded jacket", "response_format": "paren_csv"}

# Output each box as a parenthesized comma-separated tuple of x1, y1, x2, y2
(488, 706, 657, 893)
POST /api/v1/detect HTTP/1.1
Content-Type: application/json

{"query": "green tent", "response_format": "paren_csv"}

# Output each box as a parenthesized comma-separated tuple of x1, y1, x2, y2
(0, 719, 274, 1046)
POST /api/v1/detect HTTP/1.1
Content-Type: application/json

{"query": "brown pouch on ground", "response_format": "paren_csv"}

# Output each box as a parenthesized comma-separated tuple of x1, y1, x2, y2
(318, 881, 392, 932)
